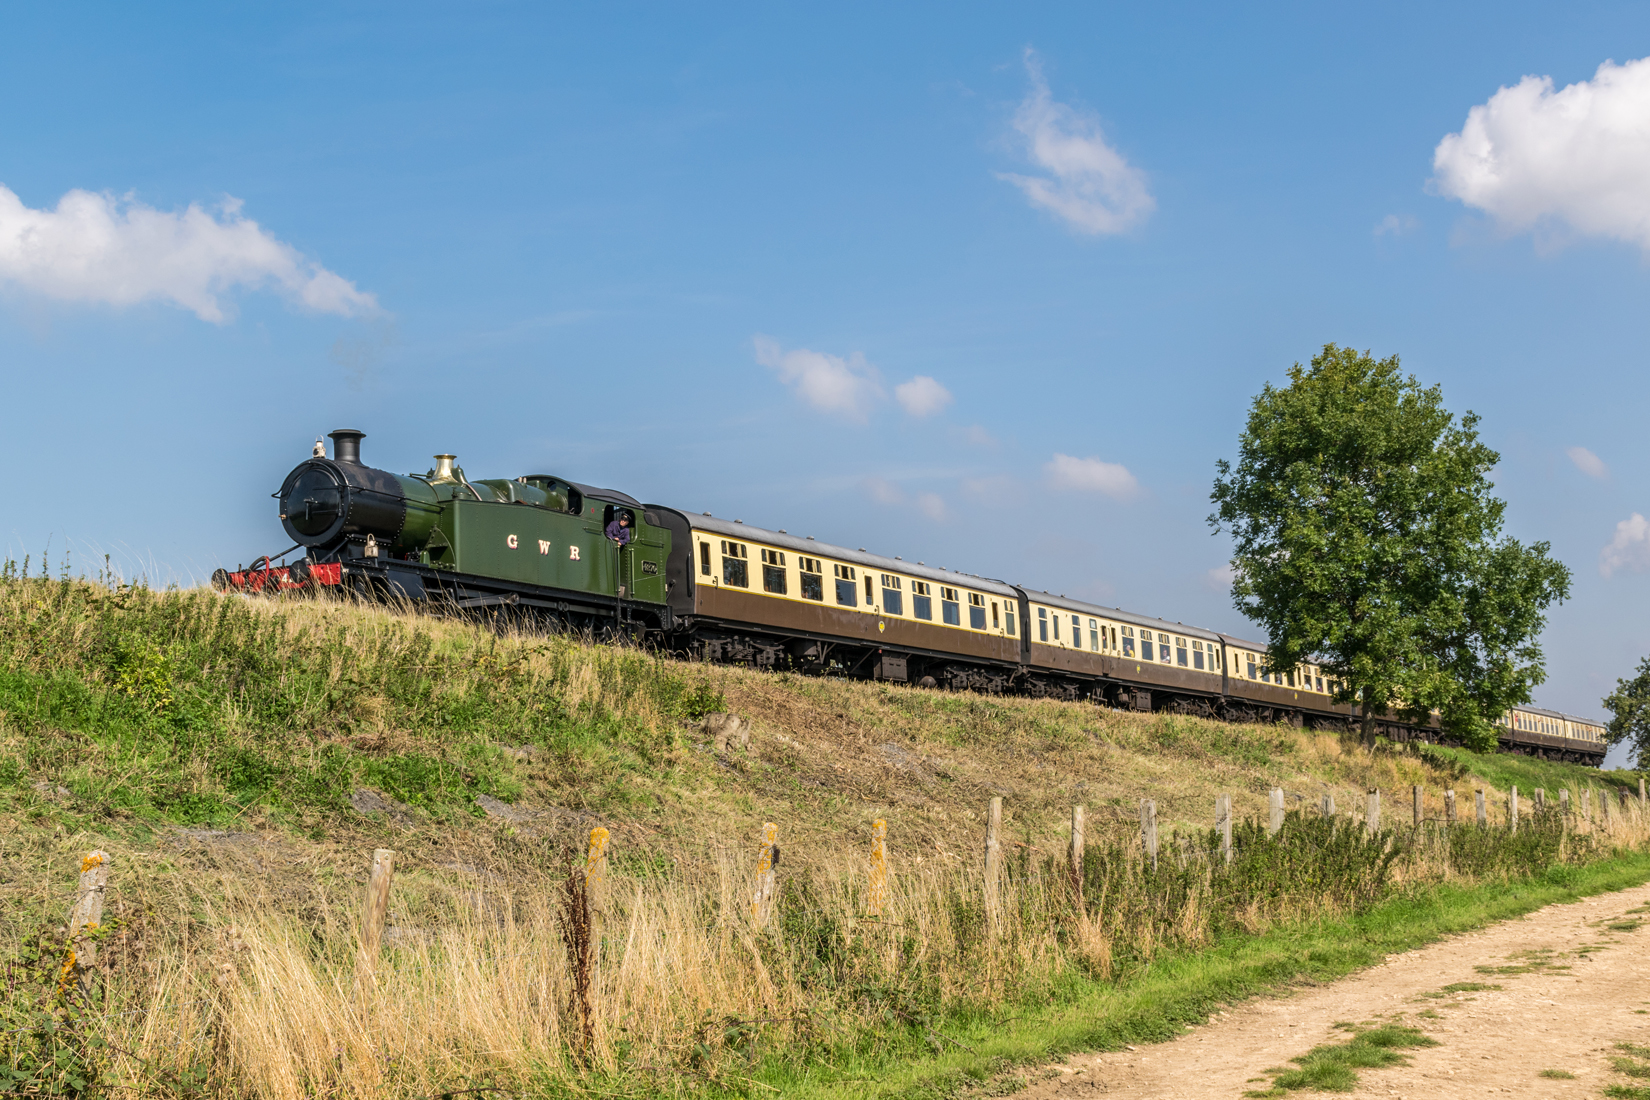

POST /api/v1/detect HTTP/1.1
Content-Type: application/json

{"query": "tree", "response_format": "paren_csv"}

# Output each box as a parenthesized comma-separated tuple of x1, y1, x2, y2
(1209, 344, 1571, 749)
(1603, 657, 1650, 766)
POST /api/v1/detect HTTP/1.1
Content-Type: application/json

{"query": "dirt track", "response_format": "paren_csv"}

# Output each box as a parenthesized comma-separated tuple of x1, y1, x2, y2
(1017, 882, 1650, 1098)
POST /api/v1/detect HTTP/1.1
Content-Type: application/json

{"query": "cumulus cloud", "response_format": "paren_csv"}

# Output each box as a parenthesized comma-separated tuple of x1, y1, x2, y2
(753, 335, 884, 421)
(0, 185, 377, 322)
(1044, 453, 1139, 500)
(1205, 563, 1237, 591)
(917, 492, 948, 521)
(997, 49, 1154, 235)
(1432, 57, 1650, 250)
(1601, 513, 1650, 578)
(894, 375, 953, 417)
(960, 424, 998, 449)
(1568, 446, 1609, 479)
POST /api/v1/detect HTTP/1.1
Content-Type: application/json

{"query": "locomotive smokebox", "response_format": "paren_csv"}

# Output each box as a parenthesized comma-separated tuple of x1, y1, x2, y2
(328, 428, 366, 464)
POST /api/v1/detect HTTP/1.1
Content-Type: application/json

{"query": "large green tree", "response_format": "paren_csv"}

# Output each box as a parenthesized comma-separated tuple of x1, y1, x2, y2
(1603, 658, 1650, 766)
(1209, 345, 1571, 749)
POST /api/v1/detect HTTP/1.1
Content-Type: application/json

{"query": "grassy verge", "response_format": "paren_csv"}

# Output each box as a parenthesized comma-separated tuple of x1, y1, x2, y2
(1422, 742, 1644, 801)
(739, 850, 1650, 1100)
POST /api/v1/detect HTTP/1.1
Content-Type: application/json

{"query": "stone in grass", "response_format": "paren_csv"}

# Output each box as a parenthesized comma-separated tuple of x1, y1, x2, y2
(474, 792, 535, 825)
(349, 787, 418, 825)
(702, 713, 749, 754)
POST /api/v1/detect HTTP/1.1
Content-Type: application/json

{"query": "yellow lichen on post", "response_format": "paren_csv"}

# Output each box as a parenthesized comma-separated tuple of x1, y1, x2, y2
(751, 822, 779, 929)
(67, 850, 110, 997)
(585, 826, 611, 918)
(867, 819, 888, 918)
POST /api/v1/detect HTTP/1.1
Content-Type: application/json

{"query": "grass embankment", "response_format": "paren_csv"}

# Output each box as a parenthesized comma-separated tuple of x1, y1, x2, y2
(2, 574, 1647, 1099)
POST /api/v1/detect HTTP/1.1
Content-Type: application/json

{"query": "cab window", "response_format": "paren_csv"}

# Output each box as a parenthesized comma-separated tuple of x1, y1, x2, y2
(834, 563, 857, 607)
(721, 540, 749, 588)
(912, 581, 932, 620)
(970, 593, 987, 630)
(761, 548, 786, 595)
(881, 574, 904, 616)
(799, 556, 823, 601)
(941, 587, 961, 626)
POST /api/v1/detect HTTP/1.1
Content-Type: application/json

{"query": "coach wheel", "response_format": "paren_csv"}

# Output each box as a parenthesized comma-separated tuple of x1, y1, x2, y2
(917, 676, 938, 689)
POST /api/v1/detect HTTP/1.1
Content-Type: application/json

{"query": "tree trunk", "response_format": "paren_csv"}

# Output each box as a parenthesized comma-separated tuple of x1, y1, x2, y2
(1361, 684, 1378, 749)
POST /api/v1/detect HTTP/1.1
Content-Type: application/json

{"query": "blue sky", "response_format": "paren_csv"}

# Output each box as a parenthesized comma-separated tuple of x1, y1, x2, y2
(4, 4, 1649, 758)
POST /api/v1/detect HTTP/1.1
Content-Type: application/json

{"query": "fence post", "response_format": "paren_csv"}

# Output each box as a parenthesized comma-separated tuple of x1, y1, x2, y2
(1509, 787, 1519, 834)
(751, 822, 779, 930)
(1321, 792, 1336, 818)
(1069, 805, 1085, 891)
(1216, 794, 1232, 864)
(356, 848, 395, 996)
(1534, 788, 1545, 812)
(1140, 799, 1158, 871)
(67, 850, 110, 997)
(1605, 790, 1616, 827)
(1582, 787, 1591, 822)
(1560, 788, 1570, 815)
(1445, 790, 1456, 825)
(1413, 785, 1423, 828)
(868, 819, 889, 918)
(1366, 789, 1380, 835)
(1268, 788, 1284, 836)
(1640, 776, 1646, 806)
(984, 797, 1002, 935)
(1475, 788, 1486, 825)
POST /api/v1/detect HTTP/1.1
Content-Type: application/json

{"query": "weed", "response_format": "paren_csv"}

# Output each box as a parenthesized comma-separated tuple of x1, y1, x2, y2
(1539, 1068, 1576, 1079)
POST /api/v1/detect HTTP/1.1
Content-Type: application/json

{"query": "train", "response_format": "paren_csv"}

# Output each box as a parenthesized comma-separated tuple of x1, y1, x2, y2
(213, 429, 1608, 766)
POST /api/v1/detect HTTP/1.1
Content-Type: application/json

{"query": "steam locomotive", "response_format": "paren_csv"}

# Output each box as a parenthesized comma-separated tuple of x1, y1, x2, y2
(214, 429, 1607, 765)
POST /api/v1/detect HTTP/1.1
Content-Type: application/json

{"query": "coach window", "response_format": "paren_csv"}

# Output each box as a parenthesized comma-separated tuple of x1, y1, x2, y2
(1069, 614, 1080, 646)
(1111, 626, 1118, 650)
(970, 594, 988, 630)
(699, 541, 711, 577)
(1121, 625, 1135, 658)
(1089, 619, 1099, 652)
(799, 556, 823, 601)
(992, 601, 1000, 629)
(1005, 604, 1016, 635)
(881, 575, 904, 616)
(1052, 611, 1060, 641)
(1192, 639, 1204, 670)
(834, 564, 858, 607)
(912, 581, 932, 620)
(1037, 606, 1049, 641)
(720, 540, 749, 587)
(1246, 653, 1257, 679)
(865, 574, 875, 606)
(941, 587, 961, 626)
(761, 548, 787, 595)
(1175, 637, 1188, 666)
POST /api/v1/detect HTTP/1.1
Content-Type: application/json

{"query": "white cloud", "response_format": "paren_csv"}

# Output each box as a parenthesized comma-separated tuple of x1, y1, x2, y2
(1601, 513, 1650, 578)
(1432, 57, 1650, 250)
(917, 492, 948, 521)
(1044, 453, 1139, 500)
(1205, 563, 1237, 591)
(960, 424, 998, 449)
(1567, 446, 1609, 479)
(1374, 213, 1419, 237)
(0, 185, 378, 322)
(894, 375, 953, 418)
(997, 49, 1154, 235)
(863, 475, 905, 505)
(753, 335, 884, 421)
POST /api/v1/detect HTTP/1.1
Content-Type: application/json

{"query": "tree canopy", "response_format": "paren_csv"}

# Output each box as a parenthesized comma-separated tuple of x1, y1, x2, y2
(1603, 657, 1650, 766)
(1209, 344, 1571, 749)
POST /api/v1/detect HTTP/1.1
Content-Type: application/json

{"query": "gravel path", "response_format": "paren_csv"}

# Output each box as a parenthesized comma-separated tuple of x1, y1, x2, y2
(1017, 882, 1650, 1099)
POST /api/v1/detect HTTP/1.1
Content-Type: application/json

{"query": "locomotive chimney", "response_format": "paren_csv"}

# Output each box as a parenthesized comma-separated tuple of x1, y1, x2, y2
(328, 429, 365, 464)
(431, 454, 457, 482)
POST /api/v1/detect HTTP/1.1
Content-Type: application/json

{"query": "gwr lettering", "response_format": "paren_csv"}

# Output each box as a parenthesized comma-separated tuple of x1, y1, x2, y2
(569, 546, 581, 561)
(506, 534, 518, 549)
(538, 540, 551, 555)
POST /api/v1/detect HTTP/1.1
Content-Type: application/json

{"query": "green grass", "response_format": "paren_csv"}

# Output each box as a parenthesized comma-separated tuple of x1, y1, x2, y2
(717, 850, 1650, 1100)
(1423, 743, 1643, 801)
(1540, 1068, 1576, 1079)
(1251, 1024, 1438, 1094)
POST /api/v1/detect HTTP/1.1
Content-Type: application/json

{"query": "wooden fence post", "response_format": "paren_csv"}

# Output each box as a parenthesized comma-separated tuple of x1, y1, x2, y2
(1268, 789, 1284, 836)
(750, 822, 779, 929)
(1366, 789, 1380, 835)
(1140, 799, 1158, 871)
(1582, 787, 1591, 822)
(1069, 805, 1085, 891)
(1605, 790, 1616, 827)
(1216, 794, 1232, 865)
(1321, 793, 1336, 818)
(1534, 789, 1546, 812)
(1640, 776, 1646, 806)
(356, 848, 395, 996)
(1509, 787, 1519, 834)
(1475, 789, 1486, 825)
(67, 850, 110, 996)
(1560, 788, 1570, 814)
(984, 797, 1002, 935)
(1444, 790, 1456, 824)
(1413, 785, 1423, 827)
(868, 819, 889, 918)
